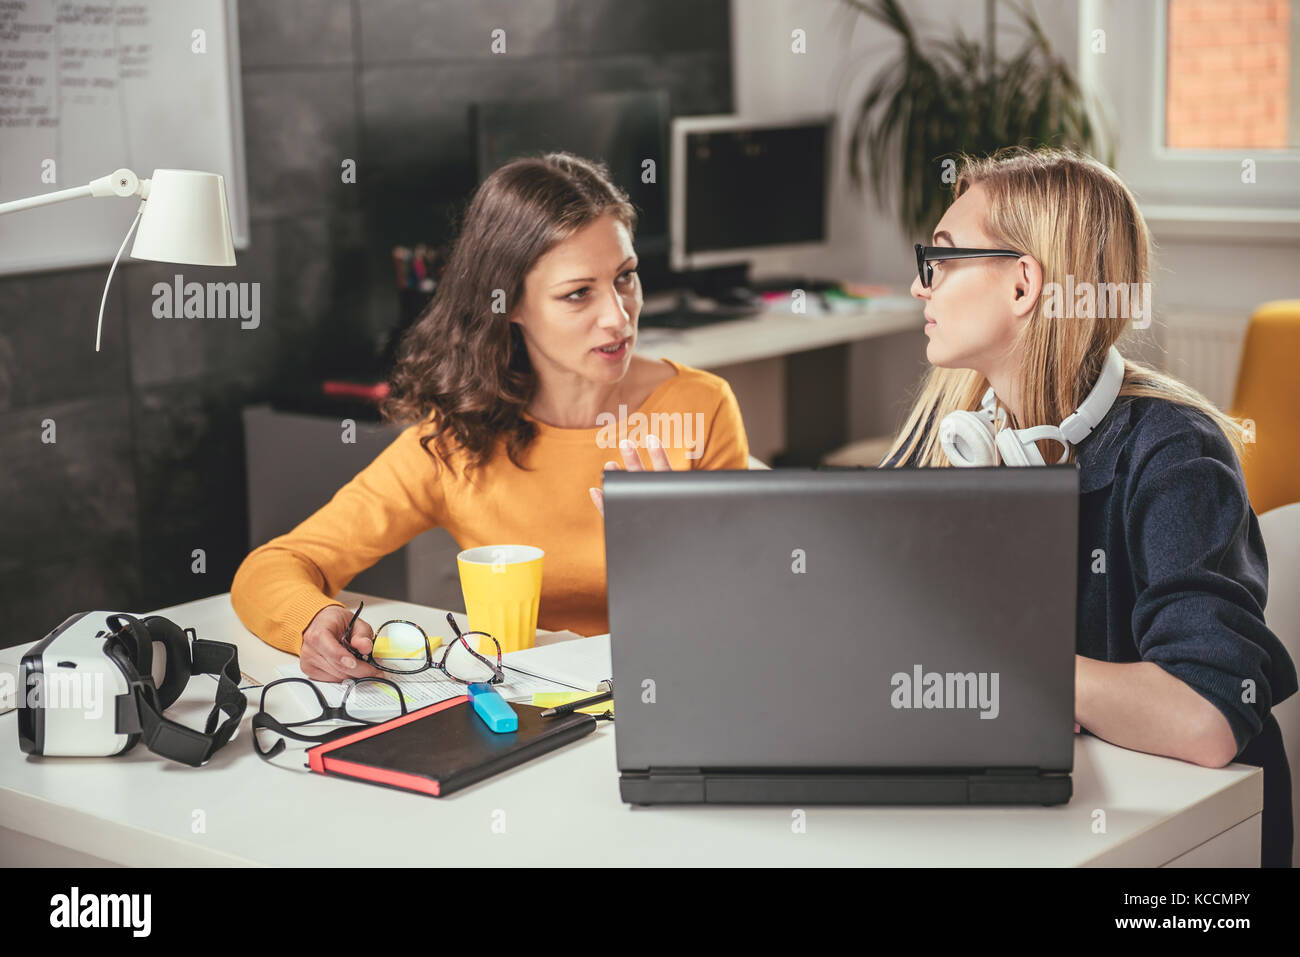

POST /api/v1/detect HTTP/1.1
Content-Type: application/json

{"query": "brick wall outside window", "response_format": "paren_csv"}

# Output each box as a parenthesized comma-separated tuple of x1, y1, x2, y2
(1166, 0, 1293, 148)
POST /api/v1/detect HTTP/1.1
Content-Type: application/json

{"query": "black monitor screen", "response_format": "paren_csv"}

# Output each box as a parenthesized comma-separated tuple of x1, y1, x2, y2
(683, 122, 828, 257)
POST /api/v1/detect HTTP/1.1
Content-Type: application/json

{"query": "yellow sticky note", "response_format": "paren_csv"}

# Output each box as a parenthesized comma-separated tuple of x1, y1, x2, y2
(532, 691, 613, 715)
(372, 633, 443, 658)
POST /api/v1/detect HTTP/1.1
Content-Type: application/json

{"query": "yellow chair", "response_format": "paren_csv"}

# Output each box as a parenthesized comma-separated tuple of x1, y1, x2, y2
(1229, 300, 1300, 515)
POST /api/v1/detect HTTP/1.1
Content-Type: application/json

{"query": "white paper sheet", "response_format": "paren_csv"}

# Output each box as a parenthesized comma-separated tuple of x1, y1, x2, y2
(498, 633, 612, 692)
(270, 660, 582, 719)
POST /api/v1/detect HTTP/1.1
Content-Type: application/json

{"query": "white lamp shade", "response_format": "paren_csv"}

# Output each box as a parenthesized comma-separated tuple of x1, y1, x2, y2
(130, 169, 236, 266)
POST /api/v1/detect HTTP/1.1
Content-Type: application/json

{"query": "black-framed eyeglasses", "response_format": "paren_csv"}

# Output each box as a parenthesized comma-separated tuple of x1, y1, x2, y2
(914, 243, 1024, 289)
(345, 611, 505, 685)
(252, 675, 409, 762)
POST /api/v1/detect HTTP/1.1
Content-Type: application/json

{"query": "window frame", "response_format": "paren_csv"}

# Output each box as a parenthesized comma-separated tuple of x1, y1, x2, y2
(1078, 0, 1300, 239)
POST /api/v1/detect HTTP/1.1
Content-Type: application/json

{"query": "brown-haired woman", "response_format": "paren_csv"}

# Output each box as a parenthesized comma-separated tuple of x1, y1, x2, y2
(231, 153, 750, 681)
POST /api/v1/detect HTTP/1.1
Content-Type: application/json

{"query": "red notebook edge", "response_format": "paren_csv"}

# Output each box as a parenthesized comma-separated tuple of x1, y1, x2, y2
(304, 695, 598, 799)
(306, 695, 469, 781)
(321, 756, 444, 796)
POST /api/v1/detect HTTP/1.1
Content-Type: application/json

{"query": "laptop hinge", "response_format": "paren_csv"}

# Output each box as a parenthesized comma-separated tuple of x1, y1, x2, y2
(983, 767, 1042, 775)
(621, 767, 705, 803)
(621, 766, 1071, 804)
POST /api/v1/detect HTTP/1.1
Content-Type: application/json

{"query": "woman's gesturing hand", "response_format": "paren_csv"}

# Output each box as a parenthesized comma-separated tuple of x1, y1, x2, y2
(589, 434, 674, 518)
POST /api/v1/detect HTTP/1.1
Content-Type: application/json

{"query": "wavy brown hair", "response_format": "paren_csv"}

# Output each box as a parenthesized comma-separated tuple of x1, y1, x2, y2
(379, 152, 638, 476)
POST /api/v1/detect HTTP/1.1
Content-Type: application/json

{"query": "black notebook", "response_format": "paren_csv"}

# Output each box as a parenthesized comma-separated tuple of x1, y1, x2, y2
(307, 695, 597, 797)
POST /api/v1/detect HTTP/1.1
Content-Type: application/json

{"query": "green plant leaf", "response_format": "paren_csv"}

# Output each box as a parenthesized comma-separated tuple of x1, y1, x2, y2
(840, 0, 1115, 238)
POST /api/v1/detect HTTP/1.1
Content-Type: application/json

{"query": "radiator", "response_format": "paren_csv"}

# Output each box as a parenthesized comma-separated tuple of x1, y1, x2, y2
(1159, 311, 1252, 411)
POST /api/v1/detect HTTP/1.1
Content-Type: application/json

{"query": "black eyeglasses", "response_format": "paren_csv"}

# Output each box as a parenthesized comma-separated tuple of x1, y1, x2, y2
(345, 611, 505, 685)
(914, 243, 1024, 289)
(252, 676, 409, 762)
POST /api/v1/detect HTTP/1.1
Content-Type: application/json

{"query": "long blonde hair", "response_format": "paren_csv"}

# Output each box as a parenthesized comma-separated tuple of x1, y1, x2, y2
(882, 147, 1247, 468)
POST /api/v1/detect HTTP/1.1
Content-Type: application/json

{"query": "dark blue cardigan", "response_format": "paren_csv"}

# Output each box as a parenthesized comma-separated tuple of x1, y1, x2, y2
(884, 395, 1297, 867)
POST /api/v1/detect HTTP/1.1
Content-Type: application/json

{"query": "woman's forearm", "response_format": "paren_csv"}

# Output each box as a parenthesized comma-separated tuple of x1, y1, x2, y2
(1074, 655, 1239, 767)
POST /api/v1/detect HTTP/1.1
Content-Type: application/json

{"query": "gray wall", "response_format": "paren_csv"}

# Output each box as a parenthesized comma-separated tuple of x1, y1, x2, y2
(0, 0, 732, 639)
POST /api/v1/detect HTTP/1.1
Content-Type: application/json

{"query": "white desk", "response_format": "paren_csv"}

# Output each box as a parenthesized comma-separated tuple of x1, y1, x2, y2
(636, 301, 921, 370)
(0, 591, 1262, 867)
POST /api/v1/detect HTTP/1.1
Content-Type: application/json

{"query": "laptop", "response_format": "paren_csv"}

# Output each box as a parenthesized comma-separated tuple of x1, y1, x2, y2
(602, 466, 1079, 805)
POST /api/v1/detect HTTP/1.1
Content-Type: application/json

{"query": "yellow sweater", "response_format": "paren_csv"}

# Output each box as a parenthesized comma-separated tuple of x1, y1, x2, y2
(230, 359, 750, 654)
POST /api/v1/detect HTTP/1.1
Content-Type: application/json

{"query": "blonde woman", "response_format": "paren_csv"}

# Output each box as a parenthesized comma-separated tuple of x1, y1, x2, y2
(883, 148, 1296, 867)
(231, 153, 749, 683)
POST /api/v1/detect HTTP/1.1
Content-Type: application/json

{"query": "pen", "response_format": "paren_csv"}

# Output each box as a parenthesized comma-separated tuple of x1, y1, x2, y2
(539, 688, 612, 717)
(391, 246, 408, 288)
(412, 244, 427, 283)
(339, 601, 364, 658)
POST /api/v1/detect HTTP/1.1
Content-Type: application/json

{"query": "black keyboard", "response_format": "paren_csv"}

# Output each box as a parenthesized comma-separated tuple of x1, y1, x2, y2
(639, 306, 761, 330)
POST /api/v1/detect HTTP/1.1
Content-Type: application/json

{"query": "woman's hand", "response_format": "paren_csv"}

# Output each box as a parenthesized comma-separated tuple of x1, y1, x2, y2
(589, 434, 674, 518)
(300, 604, 383, 682)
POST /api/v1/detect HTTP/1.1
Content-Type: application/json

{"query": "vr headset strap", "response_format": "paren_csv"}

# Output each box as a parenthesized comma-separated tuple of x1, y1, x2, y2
(118, 638, 247, 767)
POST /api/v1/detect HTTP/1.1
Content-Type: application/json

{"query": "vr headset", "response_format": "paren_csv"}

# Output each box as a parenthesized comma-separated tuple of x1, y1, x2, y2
(18, 610, 246, 766)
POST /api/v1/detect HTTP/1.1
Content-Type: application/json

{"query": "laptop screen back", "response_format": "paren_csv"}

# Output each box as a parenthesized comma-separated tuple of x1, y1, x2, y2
(603, 467, 1078, 774)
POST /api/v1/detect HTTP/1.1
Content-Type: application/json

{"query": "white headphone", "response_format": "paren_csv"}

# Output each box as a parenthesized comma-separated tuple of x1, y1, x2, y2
(939, 346, 1126, 467)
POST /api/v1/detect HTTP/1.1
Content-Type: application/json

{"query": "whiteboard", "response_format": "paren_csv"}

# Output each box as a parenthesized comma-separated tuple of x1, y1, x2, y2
(0, 0, 249, 276)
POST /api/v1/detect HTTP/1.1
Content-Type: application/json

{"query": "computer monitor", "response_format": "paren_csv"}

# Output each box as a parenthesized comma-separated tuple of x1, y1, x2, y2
(669, 114, 833, 272)
(472, 90, 670, 276)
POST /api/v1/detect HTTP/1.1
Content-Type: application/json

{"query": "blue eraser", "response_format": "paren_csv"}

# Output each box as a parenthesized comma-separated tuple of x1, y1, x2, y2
(466, 682, 517, 733)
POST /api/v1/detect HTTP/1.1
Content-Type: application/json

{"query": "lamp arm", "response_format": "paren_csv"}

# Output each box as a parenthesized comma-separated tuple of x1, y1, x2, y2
(0, 167, 146, 215)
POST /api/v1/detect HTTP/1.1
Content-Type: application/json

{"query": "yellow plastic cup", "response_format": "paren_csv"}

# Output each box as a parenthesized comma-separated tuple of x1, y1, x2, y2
(456, 545, 544, 655)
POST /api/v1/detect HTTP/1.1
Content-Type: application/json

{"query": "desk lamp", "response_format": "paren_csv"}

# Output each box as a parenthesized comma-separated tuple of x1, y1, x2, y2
(0, 168, 237, 351)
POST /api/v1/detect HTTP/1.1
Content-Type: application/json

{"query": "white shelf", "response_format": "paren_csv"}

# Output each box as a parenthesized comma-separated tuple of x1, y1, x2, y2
(638, 303, 923, 369)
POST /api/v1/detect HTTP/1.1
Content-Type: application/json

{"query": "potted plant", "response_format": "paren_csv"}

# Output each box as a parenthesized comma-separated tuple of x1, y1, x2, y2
(842, 0, 1112, 238)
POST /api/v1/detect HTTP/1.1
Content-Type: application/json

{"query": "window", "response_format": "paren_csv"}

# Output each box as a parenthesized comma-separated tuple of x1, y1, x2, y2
(1165, 0, 1297, 150)
(1080, 0, 1300, 236)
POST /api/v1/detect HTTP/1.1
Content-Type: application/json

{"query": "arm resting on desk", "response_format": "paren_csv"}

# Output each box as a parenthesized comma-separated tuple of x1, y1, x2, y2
(1075, 656, 1239, 767)
(1082, 408, 1297, 769)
